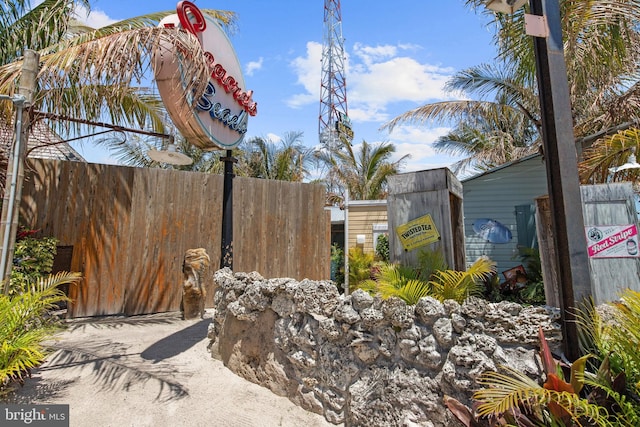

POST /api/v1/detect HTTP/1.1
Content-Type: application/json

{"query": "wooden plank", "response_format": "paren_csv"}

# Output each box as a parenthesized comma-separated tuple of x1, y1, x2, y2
(580, 183, 640, 304)
(535, 196, 561, 308)
(21, 159, 331, 317)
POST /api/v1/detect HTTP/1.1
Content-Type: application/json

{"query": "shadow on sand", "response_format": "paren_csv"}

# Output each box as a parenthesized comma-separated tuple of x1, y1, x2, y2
(141, 318, 210, 363)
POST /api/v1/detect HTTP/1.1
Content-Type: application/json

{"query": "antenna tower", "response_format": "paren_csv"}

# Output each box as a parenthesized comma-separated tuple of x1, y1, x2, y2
(319, 0, 353, 149)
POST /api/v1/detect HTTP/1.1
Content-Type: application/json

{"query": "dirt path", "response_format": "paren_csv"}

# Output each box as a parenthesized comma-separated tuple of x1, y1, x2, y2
(6, 311, 335, 427)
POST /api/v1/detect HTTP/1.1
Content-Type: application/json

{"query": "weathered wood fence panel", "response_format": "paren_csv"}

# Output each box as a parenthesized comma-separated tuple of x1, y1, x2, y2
(387, 168, 465, 271)
(536, 183, 640, 307)
(20, 159, 330, 317)
(581, 183, 640, 304)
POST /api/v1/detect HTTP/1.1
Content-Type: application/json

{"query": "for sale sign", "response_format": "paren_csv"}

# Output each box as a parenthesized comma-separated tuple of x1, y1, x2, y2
(585, 224, 639, 258)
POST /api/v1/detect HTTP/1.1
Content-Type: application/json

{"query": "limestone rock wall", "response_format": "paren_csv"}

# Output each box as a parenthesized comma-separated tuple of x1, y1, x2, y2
(207, 268, 562, 426)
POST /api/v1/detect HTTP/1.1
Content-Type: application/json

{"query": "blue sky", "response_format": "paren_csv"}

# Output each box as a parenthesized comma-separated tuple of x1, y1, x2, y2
(72, 1, 499, 172)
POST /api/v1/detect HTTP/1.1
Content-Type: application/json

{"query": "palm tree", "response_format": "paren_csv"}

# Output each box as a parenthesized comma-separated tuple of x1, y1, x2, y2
(388, 62, 540, 172)
(1, 272, 82, 394)
(0, 0, 235, 154)
(385, 0, 640, 177)
(316, 139, 409, 205)
(104, 132, 231, 173)
(241, 131, 312, 182)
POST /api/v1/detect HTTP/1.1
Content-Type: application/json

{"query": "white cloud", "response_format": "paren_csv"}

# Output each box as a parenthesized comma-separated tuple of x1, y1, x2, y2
(74, 5, 118, 28)
(386, 125, 462, 172)
(287, 41, 455, 121)
(350, 57, 453, 106)
(286, 41, 322, 108)
(388, 124, 451, 144)
(352, 43, 398, 65)
(245, 57, 264, 77)
(266, 133, 282, 143)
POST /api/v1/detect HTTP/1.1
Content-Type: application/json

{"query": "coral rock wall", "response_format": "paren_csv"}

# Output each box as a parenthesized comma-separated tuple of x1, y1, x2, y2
(208, 268, 562, 426)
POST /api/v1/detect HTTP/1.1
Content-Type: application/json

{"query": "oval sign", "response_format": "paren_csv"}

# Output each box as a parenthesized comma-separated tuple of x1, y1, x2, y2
(153, 1, 257, 150)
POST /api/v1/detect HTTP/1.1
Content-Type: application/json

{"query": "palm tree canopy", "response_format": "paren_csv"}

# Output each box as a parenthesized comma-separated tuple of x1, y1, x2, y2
(241, 131, 312, 182)
(316, 139, 409, 203)
(385, 0, 640, 176)
(0, 1, 236, 136)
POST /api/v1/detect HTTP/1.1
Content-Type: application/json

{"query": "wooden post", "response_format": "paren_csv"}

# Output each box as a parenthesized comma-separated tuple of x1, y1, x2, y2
(1, 50, 40, 292)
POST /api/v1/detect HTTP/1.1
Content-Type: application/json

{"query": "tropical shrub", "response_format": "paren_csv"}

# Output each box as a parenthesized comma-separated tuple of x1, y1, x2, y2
(359, 255, 496, 305)
(10, 233, 58, 296)
(360, 263, 425, 302)
(375, 233, 389, 262)
(0, 272, 82, 397)
(347, 247, 375, 292)
(428, 256, 495, 303)
(446, 289, 640, 426)
(415, 248, 448, 282)
(330, 243, 345, 290)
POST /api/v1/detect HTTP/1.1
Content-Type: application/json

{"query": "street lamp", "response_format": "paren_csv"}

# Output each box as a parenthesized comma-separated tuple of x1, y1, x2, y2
(609, 148, 640, 174)
(485, 0, 592, 361)
(485, 0, 527, 14)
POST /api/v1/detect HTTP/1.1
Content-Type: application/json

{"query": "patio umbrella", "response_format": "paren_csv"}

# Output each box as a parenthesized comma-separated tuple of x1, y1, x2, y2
(472, 218, 512, 244)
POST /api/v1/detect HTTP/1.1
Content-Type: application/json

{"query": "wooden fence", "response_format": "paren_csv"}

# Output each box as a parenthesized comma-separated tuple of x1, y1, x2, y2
(536, 183, 640, 307)
(20, 159, 330, 317)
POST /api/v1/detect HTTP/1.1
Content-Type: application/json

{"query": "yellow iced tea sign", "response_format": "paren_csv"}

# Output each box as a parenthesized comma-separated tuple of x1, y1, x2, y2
(396, 214, 440, 251)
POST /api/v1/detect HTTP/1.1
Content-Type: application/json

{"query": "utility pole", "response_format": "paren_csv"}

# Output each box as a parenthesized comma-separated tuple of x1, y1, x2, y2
(1, 49, 40, 293)
(529, 0, 592, 361)
(484, 0, 592, 361)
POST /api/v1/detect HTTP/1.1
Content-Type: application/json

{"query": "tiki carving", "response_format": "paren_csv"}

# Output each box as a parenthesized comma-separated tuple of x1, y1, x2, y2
(181, 248, 210, 319)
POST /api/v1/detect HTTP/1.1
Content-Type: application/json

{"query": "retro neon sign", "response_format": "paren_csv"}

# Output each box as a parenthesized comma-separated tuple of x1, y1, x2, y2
(153, 1, 257, 150)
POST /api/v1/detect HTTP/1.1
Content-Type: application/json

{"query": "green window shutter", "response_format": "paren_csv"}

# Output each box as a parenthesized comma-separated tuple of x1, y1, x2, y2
(515, 204, 538, 249)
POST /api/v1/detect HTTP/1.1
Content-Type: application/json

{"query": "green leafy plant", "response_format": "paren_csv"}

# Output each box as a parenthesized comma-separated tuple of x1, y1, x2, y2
(415, 248, 448, 282)
(359, 256, 495, 305)
(347, 247, 375, 292)
(1, 272, 82, 397)
(446, 291, 640, 427)
(516, 246, 543, 283)
(360, 263, 426, 302)
(426, 256, 495, 304)
(10, 234, 59, 295)
(330, 243, 345, 289)
(375, 233, 389, 262)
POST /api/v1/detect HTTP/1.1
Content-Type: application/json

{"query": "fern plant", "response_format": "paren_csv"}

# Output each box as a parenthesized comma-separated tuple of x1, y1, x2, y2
(358, 256, 495, 305)
(0, 272, 82, 396)
(360, 263, 428, 303)
(427, 256, 495, 303)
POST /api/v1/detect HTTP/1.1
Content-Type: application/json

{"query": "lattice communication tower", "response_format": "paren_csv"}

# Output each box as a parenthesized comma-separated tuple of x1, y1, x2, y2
(319, 0, 353, 149)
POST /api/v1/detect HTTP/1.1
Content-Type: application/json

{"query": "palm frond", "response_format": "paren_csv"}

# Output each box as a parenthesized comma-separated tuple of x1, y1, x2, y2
(428, 256, 495, 303)
(579, 128, 640, 184)
(1, 272, 82, 386)
(475, 366, 609, 425)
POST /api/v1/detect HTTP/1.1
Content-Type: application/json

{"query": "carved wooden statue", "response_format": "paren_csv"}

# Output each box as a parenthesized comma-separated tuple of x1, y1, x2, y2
(181, 248, 210, 319)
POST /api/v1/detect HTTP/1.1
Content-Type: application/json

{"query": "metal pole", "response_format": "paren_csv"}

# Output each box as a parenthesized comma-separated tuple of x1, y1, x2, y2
(530, 0, 592, 360)
(220, 150, 236, 269)
(1, 50, 40, 293)
(343, 188, 349, 295)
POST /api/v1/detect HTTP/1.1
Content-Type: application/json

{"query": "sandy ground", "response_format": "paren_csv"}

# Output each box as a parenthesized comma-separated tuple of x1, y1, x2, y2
(5, 310, 336, 427)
